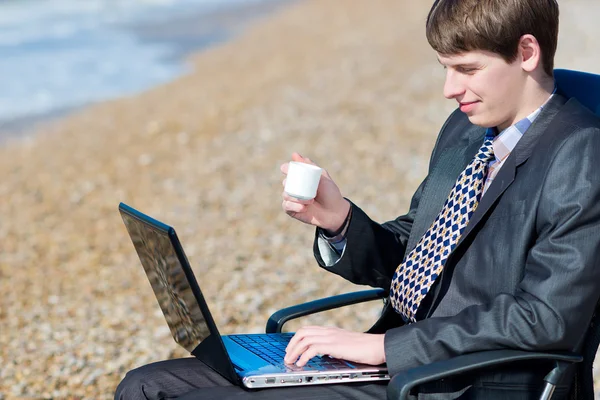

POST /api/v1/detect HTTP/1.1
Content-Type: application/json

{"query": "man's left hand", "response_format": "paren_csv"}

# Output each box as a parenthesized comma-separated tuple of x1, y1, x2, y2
(284, 326, 386, 367)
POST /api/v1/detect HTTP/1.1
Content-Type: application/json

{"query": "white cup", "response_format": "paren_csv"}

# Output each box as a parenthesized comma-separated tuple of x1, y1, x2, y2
(284, 161, 322, 200)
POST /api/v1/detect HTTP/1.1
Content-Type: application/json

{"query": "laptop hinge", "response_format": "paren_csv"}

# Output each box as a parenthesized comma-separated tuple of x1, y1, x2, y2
(191, 334, 240, 385)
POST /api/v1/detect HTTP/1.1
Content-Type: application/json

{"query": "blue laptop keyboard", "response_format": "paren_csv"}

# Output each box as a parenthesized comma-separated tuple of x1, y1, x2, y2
(228, 333, 354, 370)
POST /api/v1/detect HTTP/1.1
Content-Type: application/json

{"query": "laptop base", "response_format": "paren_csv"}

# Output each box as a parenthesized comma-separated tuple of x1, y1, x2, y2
(192, 333, 240, 386)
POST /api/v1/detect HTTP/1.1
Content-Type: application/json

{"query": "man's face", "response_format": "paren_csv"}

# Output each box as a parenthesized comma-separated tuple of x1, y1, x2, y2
(438, 50, 525, 130)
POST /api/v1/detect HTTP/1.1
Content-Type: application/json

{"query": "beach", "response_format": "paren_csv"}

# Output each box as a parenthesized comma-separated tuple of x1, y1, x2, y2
(1, 0, 600, 398)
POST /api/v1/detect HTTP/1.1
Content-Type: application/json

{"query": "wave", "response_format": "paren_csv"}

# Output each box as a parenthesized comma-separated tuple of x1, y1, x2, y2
(0, 0, 272, 123)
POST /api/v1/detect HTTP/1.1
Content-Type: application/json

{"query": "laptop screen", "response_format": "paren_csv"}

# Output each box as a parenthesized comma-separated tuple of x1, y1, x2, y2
(121, 210, 210, 352)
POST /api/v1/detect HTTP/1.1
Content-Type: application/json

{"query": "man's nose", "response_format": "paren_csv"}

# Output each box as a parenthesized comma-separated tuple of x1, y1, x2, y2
(443, 71, 465, 99)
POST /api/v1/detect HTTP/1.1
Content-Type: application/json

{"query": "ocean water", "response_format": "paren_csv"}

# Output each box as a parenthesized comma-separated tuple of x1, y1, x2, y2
(0, 0, 286, 131)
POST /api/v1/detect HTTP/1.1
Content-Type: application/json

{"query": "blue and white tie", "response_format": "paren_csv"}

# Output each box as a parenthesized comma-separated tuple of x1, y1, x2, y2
(390, 135, 495, 323)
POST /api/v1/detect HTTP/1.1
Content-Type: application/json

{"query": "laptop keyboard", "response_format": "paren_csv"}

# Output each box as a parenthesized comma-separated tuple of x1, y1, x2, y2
(228, 334, 354, 371)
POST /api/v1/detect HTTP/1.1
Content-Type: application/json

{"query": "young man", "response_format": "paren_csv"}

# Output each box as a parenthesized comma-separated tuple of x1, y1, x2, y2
(115, 0, 600, 399)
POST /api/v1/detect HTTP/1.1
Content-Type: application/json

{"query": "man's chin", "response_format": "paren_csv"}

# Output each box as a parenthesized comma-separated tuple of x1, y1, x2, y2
(466, 114, 496, 129)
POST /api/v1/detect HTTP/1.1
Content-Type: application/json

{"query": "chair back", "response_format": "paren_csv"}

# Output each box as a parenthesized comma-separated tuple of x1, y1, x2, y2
(553, 69, 600, 400)
(554, 69, 600, 116)
(567, 298, 600, 400)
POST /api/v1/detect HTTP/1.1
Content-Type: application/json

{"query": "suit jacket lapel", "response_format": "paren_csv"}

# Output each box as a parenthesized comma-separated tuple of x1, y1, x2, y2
(454, 94, 568, 249)
(406, 125, 484, 253)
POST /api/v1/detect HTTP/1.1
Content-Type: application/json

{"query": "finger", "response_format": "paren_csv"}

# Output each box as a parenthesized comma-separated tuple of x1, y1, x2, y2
(284, 335, 317, 365)
(280, 162, 288, 175)
(285, 331, 303, 355)
(282, 192, 315, 205)
(285, 329, 313, 362)
(283, 200, 308, 214)
(296, 343, 328, 367)
(292, 152, 317, 166)
(282, 178, 286, 187)
(284, 343, 303, 365)
(291, 152, 304, 162)
(285, 327, 330, 355)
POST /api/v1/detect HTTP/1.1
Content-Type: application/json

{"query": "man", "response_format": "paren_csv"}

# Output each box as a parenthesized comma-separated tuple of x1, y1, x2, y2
(115, 0, 600, 399)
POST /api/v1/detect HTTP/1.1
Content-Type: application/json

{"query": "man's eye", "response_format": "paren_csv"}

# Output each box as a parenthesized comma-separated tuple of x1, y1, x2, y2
(458, 67, 477, 74)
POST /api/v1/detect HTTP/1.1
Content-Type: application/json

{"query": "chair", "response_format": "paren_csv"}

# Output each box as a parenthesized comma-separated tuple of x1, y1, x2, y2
(265, 69, 600, 400)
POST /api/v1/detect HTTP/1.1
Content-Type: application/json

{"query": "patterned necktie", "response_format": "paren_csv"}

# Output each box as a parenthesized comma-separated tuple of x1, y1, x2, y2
(390, 135, 495, 323)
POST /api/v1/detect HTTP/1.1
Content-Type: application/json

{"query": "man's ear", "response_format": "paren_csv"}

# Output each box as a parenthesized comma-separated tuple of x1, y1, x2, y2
(519, 34, 542, 73)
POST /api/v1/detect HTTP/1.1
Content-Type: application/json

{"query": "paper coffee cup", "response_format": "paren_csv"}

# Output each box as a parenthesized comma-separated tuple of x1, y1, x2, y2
(284, 161, 322, 200)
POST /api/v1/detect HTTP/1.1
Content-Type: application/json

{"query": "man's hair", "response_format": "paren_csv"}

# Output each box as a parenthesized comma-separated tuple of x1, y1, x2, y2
(426, 0, 559, 76)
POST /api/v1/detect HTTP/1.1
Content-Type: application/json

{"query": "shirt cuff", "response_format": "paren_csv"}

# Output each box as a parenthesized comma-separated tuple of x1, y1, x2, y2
(319, 205, 352, 244)
(317, 236, 346, 266)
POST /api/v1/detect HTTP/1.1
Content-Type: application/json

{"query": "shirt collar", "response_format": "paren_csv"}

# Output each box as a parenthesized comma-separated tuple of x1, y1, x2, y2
(485, 86, 556, 163)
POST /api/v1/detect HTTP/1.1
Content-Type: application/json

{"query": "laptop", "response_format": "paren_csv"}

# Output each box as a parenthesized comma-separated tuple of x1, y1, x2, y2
(118, 202, 390, 388)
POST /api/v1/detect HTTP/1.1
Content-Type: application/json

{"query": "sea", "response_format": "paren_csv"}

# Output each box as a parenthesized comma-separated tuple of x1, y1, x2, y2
(0, 0, 289, 134)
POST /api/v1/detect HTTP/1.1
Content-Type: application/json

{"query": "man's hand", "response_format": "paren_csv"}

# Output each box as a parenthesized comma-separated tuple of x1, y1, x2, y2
(281, 153, 351, 232)
(284, 326, 386, 367)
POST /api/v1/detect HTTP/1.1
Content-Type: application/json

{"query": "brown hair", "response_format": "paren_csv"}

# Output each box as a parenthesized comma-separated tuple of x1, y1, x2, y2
(426, 0, 559, 76)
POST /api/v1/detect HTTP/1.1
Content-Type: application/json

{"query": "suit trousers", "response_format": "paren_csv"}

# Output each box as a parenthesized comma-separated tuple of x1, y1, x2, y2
(114, 357, 390, 400)
(113, 357, 572, 400)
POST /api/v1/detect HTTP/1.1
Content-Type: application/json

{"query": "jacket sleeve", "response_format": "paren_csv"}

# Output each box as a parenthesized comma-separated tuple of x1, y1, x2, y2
(383, 127, 600, 377)
(312, 180, 426, 290)
(311, 109, 461, 289)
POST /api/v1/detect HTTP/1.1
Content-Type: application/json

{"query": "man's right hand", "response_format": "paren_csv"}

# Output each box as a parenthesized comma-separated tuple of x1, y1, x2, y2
(280, 153, 351, 233)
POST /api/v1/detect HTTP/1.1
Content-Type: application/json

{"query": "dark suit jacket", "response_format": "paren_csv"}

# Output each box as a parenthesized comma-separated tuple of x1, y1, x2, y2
(313, 94, 600, 398)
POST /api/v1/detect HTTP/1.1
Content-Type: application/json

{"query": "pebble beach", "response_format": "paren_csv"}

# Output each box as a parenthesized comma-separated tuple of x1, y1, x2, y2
(1, 0, 600, 398)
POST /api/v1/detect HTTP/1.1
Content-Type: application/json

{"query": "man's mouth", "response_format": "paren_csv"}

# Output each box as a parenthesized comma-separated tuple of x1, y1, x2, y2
(459, 101, 479, 113)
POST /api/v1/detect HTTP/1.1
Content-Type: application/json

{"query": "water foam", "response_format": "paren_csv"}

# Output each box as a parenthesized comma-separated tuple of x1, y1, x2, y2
(0, 0, 267, 124)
